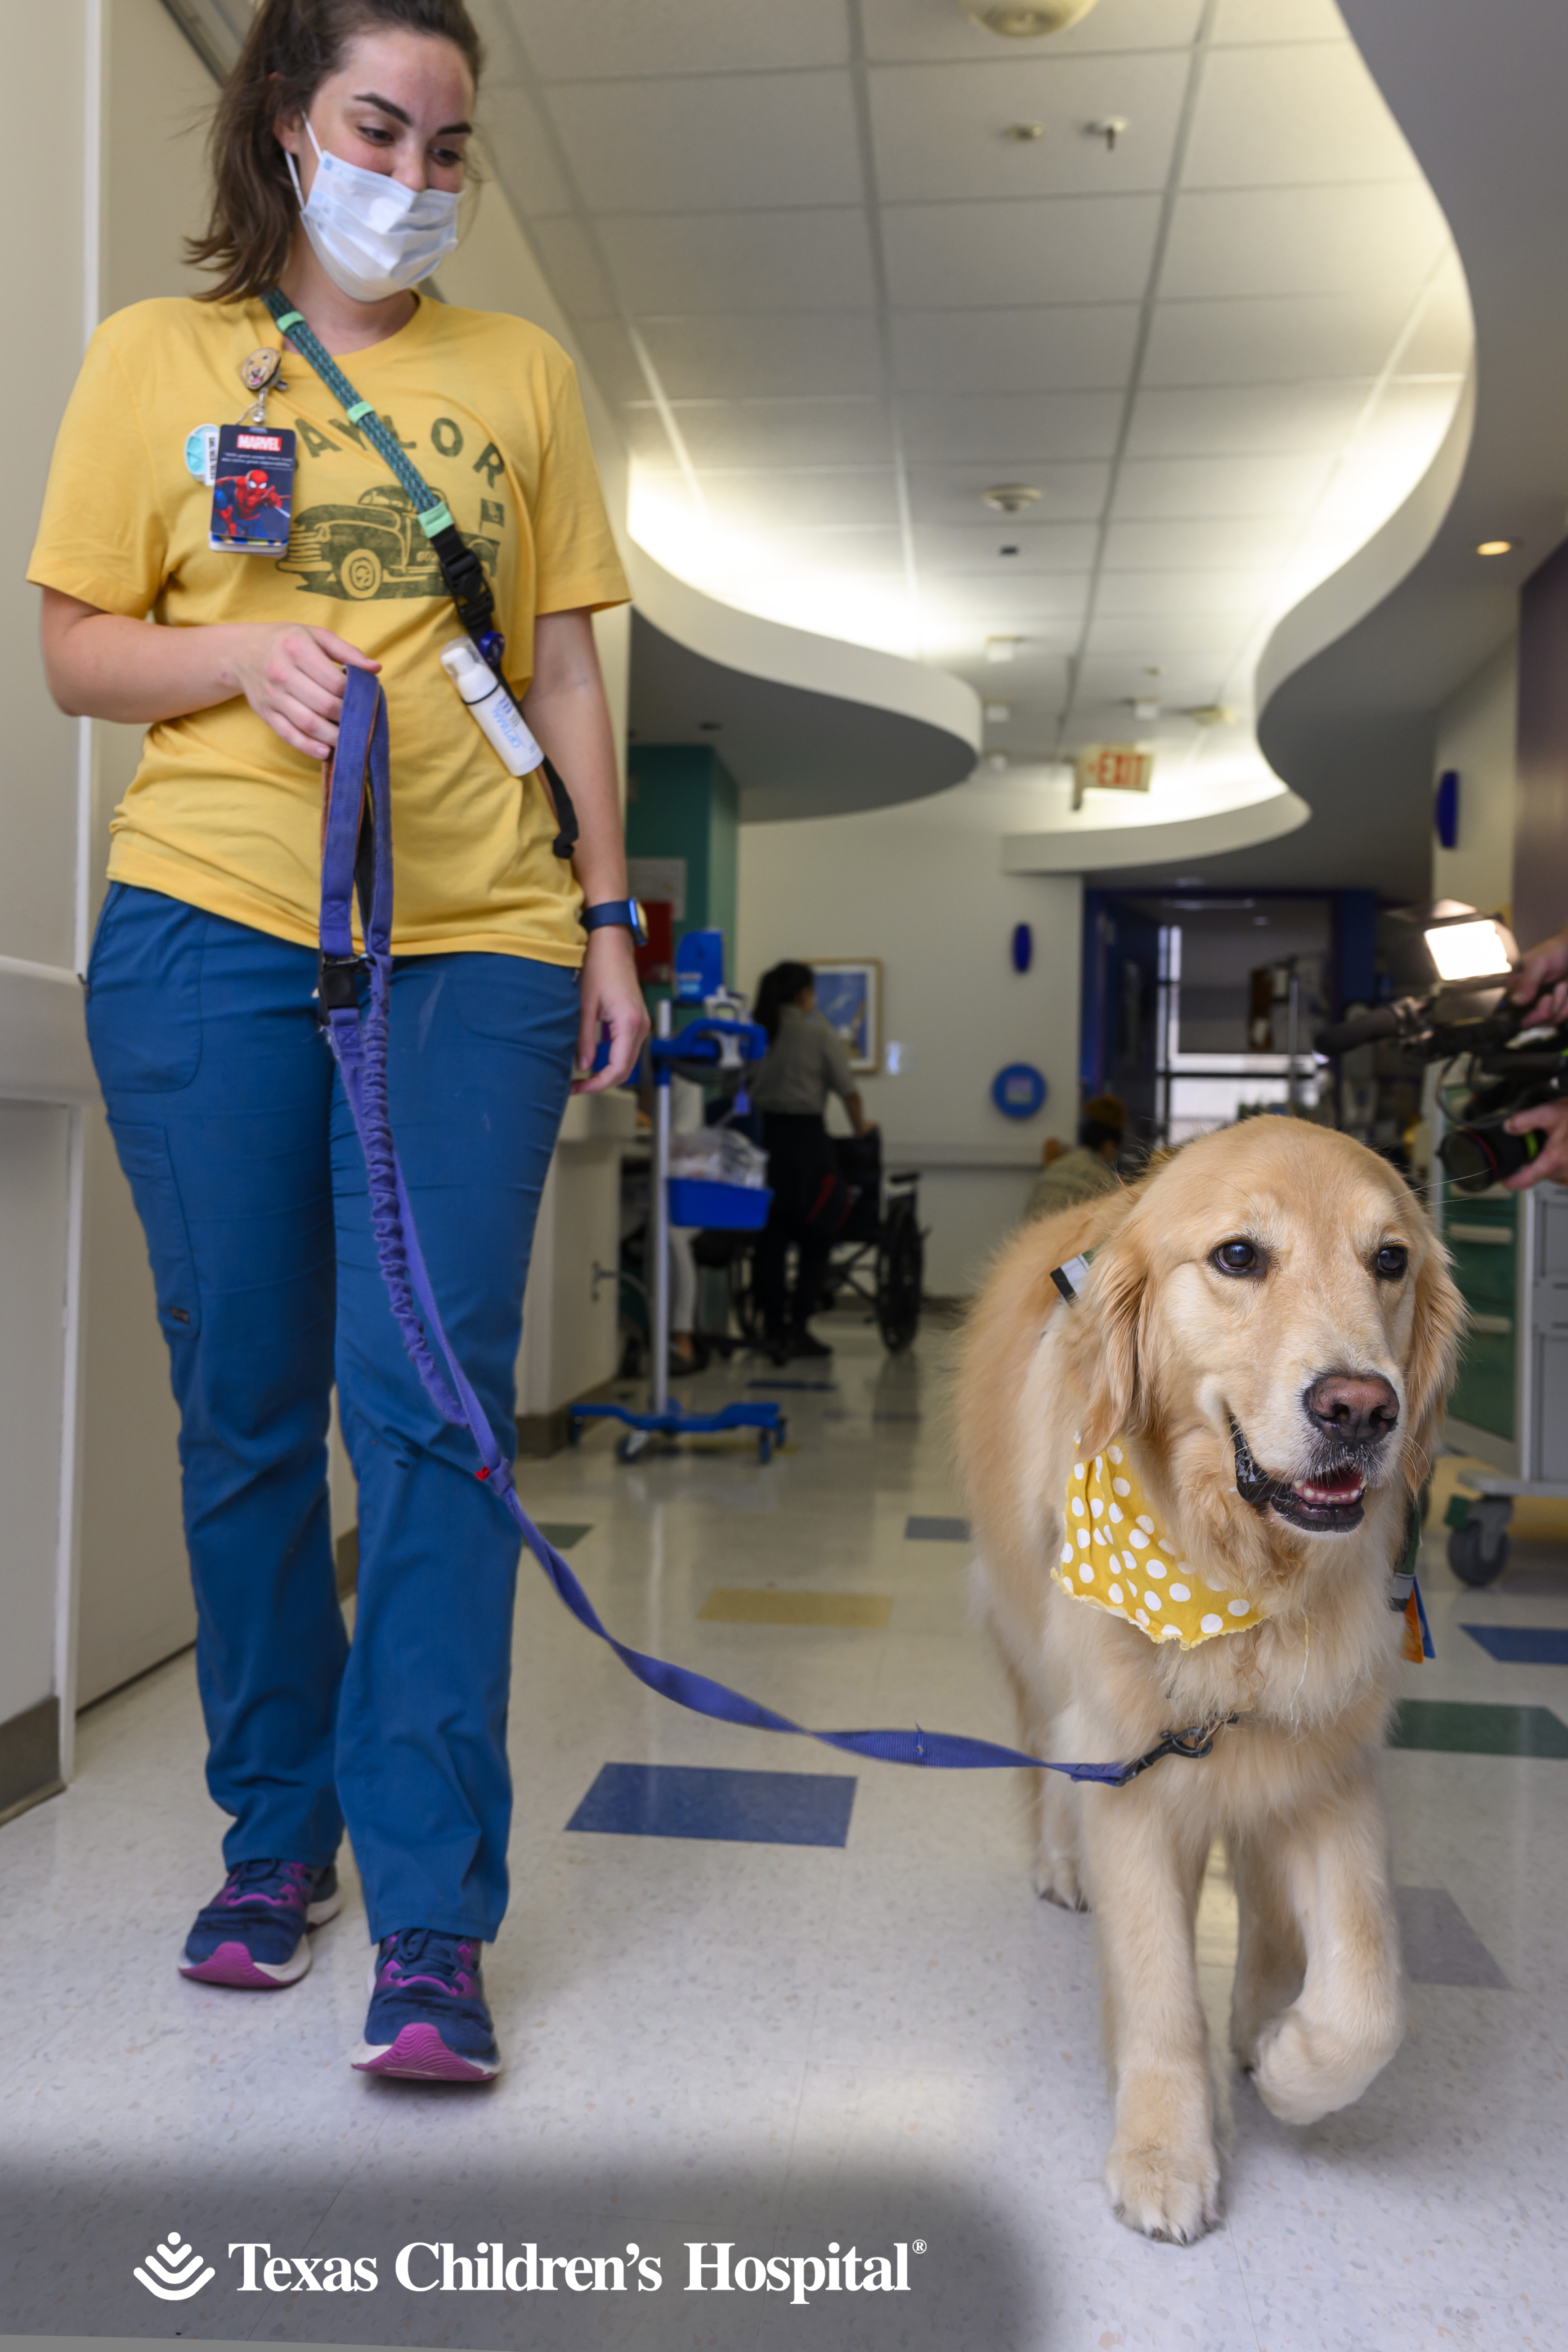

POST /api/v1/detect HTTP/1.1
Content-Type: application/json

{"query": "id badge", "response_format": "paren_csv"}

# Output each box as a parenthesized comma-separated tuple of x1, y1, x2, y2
(209, 423, 296, 556)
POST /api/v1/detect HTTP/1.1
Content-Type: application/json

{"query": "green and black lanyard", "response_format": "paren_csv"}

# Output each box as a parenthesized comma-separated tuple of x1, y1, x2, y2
(263, 288, 578, 859)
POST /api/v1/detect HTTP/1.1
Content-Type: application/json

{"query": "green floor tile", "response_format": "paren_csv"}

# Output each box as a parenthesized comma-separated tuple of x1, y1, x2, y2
(535, 1522, 593, 1549)
(1391, 1698, 1568, 1757)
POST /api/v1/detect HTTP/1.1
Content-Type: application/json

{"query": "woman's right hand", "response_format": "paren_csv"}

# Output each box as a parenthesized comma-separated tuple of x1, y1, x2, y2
(228, 623, 381, 761)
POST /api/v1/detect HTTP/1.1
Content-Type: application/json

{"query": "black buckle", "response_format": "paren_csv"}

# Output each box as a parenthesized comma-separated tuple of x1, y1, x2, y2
(317, 952, 367, 1017)
(1115, 1716, 1238, 1786)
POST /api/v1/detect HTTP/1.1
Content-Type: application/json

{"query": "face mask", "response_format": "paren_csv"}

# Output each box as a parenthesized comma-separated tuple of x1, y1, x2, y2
(286, 117, 459, 302)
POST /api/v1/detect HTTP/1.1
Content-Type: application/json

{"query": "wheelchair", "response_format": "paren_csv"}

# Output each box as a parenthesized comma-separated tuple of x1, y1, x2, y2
(694, 1131, 925, 1354)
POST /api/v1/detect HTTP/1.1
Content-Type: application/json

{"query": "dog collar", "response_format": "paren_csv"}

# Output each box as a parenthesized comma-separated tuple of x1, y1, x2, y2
(1057, 1438, 1268, 1648)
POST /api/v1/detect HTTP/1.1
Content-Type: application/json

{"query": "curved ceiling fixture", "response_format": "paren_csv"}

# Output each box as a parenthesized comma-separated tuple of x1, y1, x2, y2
(957, 0, 1103, 35)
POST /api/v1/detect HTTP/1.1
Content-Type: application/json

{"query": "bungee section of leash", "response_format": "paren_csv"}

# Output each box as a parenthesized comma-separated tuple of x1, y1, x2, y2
(319, 665, 1234, 1792)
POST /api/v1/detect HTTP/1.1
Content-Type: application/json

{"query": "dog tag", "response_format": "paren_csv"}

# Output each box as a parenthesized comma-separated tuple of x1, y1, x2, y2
(209, 423, 296, 556)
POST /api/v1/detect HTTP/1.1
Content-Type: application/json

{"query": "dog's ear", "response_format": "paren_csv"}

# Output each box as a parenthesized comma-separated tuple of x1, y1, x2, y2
(1403, 1231, 1465, 1493)
(1065, 1225, 1152, 1459)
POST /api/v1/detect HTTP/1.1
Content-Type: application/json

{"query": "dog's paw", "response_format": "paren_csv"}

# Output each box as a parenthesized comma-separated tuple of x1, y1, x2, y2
(1250, 2006, 1401, 2126)
(1032, 1849, 1089, 1910)
(1104, 2138, 1220, 2244)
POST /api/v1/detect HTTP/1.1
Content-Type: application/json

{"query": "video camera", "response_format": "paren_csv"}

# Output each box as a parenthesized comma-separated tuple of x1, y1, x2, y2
(1314, 913, 1566, 1195)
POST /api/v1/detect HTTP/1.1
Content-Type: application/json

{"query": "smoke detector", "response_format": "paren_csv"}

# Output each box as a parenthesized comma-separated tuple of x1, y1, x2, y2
(986, 636, 1023, 664)
(959, 0, 1103, 33)
(981, 484, 1041, 516)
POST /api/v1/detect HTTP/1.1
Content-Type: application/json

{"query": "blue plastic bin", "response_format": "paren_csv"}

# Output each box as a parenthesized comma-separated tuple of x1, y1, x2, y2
(667, 1178, 772, 1231)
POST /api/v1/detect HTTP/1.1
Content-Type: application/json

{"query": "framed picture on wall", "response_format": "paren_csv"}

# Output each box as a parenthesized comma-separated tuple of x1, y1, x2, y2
(811, 959, 882, 1075)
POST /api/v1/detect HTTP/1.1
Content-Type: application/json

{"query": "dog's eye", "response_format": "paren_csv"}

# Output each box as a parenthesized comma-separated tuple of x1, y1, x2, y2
(1374, 1244, 1409, 1281)
(1211, 1239, 1263, 1277)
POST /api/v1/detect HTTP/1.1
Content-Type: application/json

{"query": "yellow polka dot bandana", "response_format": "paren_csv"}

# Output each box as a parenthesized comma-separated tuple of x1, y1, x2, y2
(1056, 1438, 1267, 1648)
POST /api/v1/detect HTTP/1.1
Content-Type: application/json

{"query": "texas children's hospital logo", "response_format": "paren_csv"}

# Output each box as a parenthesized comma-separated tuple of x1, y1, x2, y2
(133, 2232, 922, 2307)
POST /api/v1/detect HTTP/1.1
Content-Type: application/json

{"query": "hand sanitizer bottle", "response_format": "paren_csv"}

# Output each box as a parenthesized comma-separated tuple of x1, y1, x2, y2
(440, 638, 545, 776)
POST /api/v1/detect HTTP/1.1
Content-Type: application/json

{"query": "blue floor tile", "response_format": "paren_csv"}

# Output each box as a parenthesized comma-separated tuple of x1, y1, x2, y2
(565, 1762, 857, 1847)
(905, 1515, 971, 1541)
(1462, 1624, 1568, 1665)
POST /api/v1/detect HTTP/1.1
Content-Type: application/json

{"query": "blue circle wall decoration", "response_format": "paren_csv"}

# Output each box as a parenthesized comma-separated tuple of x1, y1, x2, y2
(1011, 921, 1033, 973)
(991, 1062, 1048, 1120)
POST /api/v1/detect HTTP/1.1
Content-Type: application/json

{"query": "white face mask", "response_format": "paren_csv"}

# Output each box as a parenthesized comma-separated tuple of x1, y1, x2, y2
(286, 117, 460, 302)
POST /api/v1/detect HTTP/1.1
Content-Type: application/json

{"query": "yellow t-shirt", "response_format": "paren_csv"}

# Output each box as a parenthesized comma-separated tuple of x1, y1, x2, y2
(28, 293, 630, 964)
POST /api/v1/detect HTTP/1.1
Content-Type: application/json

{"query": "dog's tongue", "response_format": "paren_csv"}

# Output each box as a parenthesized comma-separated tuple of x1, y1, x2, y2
(1291, 1467, 1366, 1506)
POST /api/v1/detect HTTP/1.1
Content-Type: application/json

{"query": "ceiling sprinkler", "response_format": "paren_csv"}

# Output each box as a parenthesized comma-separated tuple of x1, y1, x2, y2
(981, 484, 1041, 515)
(959, 0, 1103, 32)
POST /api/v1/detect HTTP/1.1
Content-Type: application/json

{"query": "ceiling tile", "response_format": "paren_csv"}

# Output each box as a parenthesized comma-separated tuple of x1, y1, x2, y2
(932, 575, 1089, 623)
(542, 72, 862, 212)
(529, 215, 618, 320)
(1125, 382, 1371, 457)
(696, 470, 902, 529)
(883, 194, 1161, 308)
(914, 520, 1101, 570)
(1396, 251, 1474, 375)
(635, 312, 885, 398)
(1183, 41, 1415, 187)
(899, 390, 1122, 461)
(569, 317, 650, 405)
(598, 210, 876, 315)
(719, 527, 909, 573)
(633, 399, 895, 468)
(1112, 453, 1334, 520)
(860, 0, 1204, 63)
(620, 405, 682, 463)
(1160, 183, 1449, 303)
(868, 53, 1187, 202)
(1074, 653, 1229, 701)
(1142, 293, 1411, 384)
(1084, 610, 1252, 659)
(1101, 516, 1303, 569)
(891, 304, 1141, 391)
(499, 0, 850, 77)
(1211, 0, 1347, 40)
(908, 460, 1110, 524)
(1094, 569, 1270, 615)
(474, 86, 576, 216)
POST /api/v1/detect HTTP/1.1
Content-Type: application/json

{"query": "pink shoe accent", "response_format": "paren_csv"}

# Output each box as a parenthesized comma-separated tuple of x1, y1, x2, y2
(179, 1940, 297, 1990)
(353, 2022, 495, 2081)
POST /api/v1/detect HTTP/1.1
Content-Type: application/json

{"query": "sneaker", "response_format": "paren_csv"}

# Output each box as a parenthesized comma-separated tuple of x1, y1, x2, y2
(179, 1859, 341, 1989)
(351, 1929, 501, 2082)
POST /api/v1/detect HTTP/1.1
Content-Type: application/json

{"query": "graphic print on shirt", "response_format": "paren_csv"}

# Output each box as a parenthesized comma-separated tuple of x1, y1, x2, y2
(279, 483, 500, 601)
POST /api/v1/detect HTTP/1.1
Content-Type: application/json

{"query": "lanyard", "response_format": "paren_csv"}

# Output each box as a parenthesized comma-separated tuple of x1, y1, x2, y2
(263, 287, 578, 859)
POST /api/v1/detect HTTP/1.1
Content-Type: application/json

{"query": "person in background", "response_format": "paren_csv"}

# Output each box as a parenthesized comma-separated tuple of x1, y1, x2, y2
(749, 961, 876, 1362)
(1024, 1093, 1125, 1222)
(1504, 923, 1568, 1186)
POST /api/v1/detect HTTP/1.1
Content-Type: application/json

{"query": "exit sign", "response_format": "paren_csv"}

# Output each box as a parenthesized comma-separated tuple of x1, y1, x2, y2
(1074, 744, 1154, 807)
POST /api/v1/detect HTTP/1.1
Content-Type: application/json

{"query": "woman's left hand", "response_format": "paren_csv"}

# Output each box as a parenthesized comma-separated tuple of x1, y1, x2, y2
(574, 926, 650, 1093)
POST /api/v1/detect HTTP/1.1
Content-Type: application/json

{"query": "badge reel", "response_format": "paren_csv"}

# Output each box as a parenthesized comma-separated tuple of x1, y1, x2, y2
(207, 345, 297, 557)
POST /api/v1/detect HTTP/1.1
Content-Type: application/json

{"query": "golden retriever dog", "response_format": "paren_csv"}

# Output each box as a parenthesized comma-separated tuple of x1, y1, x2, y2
(955, 1118, 1462, 2243)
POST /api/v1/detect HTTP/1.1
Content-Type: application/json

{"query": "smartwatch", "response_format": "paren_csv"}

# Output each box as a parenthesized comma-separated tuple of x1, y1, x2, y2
(581, 897, 648, 947)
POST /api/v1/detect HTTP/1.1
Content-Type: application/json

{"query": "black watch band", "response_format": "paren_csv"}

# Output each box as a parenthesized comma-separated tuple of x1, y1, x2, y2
(581, 897, 647, 947)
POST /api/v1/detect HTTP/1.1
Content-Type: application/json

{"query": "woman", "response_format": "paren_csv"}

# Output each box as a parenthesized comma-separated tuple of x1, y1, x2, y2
(30, 0, 647, 2083)
(749, 962, 876, 1362)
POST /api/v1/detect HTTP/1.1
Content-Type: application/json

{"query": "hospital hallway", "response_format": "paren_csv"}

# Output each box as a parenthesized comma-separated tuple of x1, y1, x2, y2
(1, 1314, 1564, 2351)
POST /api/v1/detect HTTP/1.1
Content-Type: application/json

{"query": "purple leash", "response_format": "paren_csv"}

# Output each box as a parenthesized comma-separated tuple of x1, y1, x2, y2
(317, 667, 1229, 1788)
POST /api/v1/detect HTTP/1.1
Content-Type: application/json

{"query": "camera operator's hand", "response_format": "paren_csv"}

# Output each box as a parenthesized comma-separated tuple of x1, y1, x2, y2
(1508, 924, 1568, 1025)
(1504, 1099, 1568, 1189)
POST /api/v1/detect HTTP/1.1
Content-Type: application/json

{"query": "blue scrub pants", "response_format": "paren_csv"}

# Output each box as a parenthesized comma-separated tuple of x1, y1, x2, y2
(85, 883, 578, 1942)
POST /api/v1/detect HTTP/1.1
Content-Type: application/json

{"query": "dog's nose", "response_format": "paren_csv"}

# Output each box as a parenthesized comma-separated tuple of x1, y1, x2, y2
(1303, 1371, 1399, 1446)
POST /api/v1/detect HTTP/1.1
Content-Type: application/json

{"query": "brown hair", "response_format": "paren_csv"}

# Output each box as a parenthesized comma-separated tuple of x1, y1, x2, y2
(187, 0, 485, 303)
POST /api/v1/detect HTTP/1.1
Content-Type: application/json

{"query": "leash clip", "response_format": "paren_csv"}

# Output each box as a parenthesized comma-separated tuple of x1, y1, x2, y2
(1115, 1715, 1239, 1785)
(316, 951, 368, 1019)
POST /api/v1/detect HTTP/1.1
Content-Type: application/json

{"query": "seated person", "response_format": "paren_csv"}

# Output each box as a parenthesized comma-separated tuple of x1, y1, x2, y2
(1024, 1093, 1125, 1223)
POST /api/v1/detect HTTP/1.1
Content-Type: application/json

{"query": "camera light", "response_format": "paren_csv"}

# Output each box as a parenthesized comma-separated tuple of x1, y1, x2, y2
(1424, 918, 1511, 981)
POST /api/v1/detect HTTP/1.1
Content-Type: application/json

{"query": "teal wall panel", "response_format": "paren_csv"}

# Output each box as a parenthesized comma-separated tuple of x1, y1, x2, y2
(626, 745, 740, 981)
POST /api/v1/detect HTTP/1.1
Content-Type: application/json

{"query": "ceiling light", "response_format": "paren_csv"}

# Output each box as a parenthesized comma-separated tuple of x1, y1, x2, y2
(1424, 917, 1513, 981)
(1131, 697, 1160, 722)
(984, 701, 1012, 723)
(959, 0, 1102, 32)
(1187, 703, 1236, 727)
(1004, 122, 1045, 141)
(982, 484, 1041, 515)
(1476, 539, 1513, 556)
(986, 636, 1022, 663)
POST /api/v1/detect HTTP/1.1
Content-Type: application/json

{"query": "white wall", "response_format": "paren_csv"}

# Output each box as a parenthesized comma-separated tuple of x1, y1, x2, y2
(1431, 634, 1518, 919)
(738, 781, 1083, 1297)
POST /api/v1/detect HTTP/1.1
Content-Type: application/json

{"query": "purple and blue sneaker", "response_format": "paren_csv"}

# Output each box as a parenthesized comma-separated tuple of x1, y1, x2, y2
(179, 1858, 341, 1989)
(352, 1929, 501, 2082)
